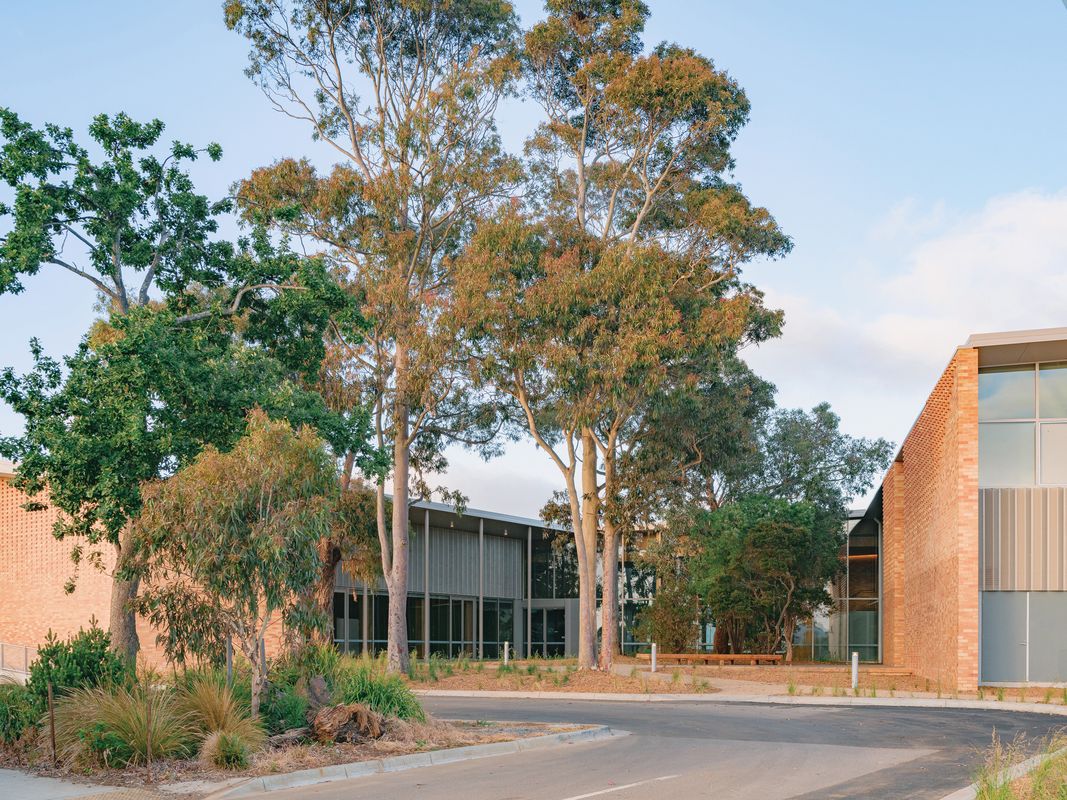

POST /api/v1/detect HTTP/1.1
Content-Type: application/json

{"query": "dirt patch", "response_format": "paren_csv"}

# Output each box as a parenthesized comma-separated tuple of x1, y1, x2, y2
(407, 663, 716, 694)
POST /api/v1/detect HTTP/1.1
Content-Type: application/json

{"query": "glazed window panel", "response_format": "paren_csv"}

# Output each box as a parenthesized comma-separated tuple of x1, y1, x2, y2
(979, 422, 1035, 486)
(1040, 423, 1067, 485)
(1040, 363, 1067, 419)
(979, 365, 1035, 421)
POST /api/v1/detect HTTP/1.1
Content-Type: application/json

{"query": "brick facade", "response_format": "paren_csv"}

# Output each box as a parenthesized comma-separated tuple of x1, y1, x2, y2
(0, 469, 284, 670)
(880, 347, 980, 691)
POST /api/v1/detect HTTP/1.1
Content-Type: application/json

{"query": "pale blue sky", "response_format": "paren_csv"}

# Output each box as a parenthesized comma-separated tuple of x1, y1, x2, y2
(3, 1, 1067, 515)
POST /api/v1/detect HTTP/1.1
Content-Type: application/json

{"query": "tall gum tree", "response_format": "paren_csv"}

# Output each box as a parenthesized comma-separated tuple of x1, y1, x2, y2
(0, 110, 362, 661)
(458, 0, 791, 669)
(226, 0, 522, 672)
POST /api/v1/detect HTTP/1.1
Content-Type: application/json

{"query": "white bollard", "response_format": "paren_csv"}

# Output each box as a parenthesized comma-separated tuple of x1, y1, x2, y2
(651, 642, 658, 673)
(503, 641, 509, 666)
(851, 651, 859, 691)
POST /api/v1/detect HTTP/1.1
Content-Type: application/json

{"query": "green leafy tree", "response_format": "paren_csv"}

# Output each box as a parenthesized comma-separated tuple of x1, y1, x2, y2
(746, 402, 894, 527)
(0, 305, 367, 663)
(0, 110, 377, 661)
(133, 411, 338, 717)
(690, 496, 841, 661)
(632, 534, 702, 653)
(459, 0, 789, 669)
(225, 0, 522, 672)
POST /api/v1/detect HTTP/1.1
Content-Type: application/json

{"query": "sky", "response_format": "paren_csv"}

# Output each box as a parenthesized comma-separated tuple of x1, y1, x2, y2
(2, 1, 1067, 517)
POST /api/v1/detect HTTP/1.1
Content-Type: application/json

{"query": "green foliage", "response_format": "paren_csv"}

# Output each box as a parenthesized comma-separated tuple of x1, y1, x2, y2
(134, 412, 340, 716)
(690, 496, 841, 657)
(51, 685, 195, 768)
(337, 662, 425, 722)
(746, 403, 894, 527)
(633, 534, 703, 653)
(260, 687, 308, 736)
(206, 730, 251, 770)
(0, 681, 34, 745)
(26, 622, 133, 714)
(0, 108, 227, 300)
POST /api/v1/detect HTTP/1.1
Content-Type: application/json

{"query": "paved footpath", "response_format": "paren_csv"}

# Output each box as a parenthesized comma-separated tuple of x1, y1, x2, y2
(0, 769, 166, 800)
(264, 697, 1067, 800)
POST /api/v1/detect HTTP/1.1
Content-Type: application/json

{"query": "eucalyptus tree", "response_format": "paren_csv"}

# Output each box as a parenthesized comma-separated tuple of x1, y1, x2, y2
(134, 411, 339, 717)
(226, 0, 522, 672)
(0, 110, 369, 661)
(459, 0, 790, 669)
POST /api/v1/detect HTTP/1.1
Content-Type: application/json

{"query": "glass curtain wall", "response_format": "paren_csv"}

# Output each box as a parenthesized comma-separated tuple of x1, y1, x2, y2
(792, 517, 881, 662)
(333, 591, 515, 658)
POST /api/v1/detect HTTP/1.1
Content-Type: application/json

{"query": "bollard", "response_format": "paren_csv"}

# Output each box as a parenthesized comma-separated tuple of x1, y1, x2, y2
(651, 642, 658, 673)
(504, 641, 510, 666)
(851, 651, 859, 691)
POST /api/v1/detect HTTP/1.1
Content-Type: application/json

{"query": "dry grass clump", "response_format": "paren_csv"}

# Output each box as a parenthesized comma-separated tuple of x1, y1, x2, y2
(179, 674, 265, 752)
(50, 684, 196, 768)
(974, 733, 1067, 800)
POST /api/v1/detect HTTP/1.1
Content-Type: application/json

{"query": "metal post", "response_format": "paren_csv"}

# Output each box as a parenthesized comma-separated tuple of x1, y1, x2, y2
(362, 584, 369, 655)
(619, 534, 626, 654)
(651, 643, 658, 673)
(424, 509, 430, 661)
(527, 527, 533, 659)
(851, 651, 859, 690)
(478, 518, 484, 660)
(504, 641, 510, 666)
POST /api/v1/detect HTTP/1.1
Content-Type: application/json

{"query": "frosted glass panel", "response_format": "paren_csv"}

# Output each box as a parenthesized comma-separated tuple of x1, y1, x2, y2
(1041, 423, 1067, 484)
(1040, 363, 1067, 419)
(979, 423, 1034, 486)
(979, 366, 1035, 420)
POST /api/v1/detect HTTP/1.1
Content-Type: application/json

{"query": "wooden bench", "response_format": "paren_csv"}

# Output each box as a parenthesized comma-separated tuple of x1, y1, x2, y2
(636, 652, 783, 666)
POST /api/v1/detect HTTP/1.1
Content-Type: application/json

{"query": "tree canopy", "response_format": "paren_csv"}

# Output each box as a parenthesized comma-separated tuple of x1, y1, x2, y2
(458, 0, 790, 669)
(133, 411, 338, 717)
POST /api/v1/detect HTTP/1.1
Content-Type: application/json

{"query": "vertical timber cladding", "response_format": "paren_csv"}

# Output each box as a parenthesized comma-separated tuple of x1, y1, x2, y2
(980, 487, 1067, 682)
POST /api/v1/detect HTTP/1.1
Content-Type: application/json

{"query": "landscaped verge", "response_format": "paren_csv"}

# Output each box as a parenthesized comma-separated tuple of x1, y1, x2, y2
(405, 657, 716, 694)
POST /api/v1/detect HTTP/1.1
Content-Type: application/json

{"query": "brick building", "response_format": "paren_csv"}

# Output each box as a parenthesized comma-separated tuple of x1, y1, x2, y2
(798, 327, 1067, 690)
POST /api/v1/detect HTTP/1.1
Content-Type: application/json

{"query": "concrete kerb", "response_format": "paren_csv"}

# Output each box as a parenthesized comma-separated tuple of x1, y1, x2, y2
(415, 687, 1067, 717)
(938, 745, 1067, 800)
(209, 725, 624, 798)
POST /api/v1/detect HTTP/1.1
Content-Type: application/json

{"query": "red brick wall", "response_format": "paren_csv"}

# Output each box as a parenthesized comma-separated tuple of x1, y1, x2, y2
(0, 474, 285, 670)
(881, 347, 979, 690)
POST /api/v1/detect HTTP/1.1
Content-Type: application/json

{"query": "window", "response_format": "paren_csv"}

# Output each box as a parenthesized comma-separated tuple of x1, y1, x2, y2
(979, 363, 1067, 487)
(1040, 363, 1067, 419)
(1040, 423, 1067, 485)
(979, 365, 1035, 421)
(980, 423, 1035, 486)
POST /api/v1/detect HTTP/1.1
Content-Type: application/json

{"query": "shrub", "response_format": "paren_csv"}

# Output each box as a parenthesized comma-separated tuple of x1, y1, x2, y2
(337, 663, 424, 721)
(27, 622, 133, 714)
(179, 675, 265, 751)
(260, 686, 309, 735)
(200, 730, 252, 770)
(51, 684, 195, 768)
(0, 680, 35, 746)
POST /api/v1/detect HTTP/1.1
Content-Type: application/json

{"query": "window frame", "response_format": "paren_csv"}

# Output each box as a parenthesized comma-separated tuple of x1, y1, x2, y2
(979, 361, 1067, 487)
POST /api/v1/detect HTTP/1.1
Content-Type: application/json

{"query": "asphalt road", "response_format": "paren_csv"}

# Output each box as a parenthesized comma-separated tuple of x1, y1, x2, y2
(266, 698, 1067, 800)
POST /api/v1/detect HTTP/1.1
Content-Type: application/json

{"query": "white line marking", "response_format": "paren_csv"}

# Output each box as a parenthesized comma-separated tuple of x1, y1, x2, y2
(557, 774, 681, 800)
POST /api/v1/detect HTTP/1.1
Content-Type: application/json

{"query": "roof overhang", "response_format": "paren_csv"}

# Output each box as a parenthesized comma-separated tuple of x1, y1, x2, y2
(0, 459, 15, 479)
(964, 327, 1067, 367)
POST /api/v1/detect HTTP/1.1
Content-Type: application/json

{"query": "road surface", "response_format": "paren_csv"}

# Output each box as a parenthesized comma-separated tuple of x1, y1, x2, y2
(264, 697, 1067, 799)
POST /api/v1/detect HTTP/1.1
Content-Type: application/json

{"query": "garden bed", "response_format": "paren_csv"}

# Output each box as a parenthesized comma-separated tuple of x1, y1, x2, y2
(2, 717, 583, 793)
(407, 659, 716, 694)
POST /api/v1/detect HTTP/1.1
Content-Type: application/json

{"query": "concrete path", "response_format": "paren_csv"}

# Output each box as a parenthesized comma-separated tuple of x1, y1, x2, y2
(257, 697, 1067, 800)
(0, 769, 165, 800)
